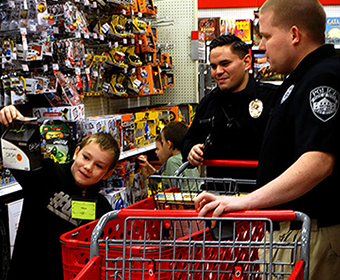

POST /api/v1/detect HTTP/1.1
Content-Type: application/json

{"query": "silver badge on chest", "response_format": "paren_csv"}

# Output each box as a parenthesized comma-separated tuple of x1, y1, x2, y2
(249, 99, 263, 118)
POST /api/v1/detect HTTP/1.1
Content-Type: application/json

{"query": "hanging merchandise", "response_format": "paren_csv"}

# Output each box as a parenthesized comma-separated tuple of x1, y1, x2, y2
(54, 70, 81, 106)
(0, 0, 175, 107)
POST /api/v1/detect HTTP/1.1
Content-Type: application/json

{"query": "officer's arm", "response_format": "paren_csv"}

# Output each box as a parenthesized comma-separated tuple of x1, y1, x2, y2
(195, 151, 334, 219)
(246, 151, 334, 209)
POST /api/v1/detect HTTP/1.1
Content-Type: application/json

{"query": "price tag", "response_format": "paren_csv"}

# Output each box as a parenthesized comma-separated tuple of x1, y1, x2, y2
(22, 64, 29, 71)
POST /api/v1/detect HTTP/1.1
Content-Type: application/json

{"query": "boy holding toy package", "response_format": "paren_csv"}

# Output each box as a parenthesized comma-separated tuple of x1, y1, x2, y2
(0, 105, 120, 280)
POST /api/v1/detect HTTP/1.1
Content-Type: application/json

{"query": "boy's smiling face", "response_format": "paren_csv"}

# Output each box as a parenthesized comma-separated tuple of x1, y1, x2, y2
(71, 141, 114, 188)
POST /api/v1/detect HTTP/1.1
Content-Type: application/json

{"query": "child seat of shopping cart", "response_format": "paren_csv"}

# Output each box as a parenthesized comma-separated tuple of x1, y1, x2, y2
(60, 160, 311, 280)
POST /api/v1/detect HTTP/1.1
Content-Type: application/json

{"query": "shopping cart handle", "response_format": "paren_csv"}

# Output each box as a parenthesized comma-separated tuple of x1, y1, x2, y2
(117, 208, 299, 221)
(173, 161, 193, 176)
(173, 160, 258, 176)
(203, 159, 258, 168)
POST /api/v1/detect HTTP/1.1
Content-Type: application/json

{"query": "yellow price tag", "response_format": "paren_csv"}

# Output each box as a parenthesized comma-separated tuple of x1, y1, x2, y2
(72, 200, 96, 220)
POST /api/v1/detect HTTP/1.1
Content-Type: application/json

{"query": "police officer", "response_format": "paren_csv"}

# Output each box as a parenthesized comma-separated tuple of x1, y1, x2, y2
(182, 34, 278, 186)
(194, 1, 340, 279)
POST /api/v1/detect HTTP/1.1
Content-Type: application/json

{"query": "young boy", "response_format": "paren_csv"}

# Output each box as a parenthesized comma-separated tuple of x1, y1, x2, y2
(139, 121, 200, 191)
(0, 105, 120, 280)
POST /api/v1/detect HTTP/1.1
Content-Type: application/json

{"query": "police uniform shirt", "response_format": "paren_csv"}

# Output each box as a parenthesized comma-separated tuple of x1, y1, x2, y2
(182, 74, 278, 180)
(257, 44, 340, 226)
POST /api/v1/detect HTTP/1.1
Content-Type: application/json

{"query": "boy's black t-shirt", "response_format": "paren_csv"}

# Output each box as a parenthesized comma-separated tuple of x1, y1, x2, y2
(8, 159, 112, 280)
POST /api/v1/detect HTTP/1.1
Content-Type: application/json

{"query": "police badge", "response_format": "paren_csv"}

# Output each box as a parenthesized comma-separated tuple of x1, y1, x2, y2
(249, 99, 263, 118)
(310, 86, 339, 122)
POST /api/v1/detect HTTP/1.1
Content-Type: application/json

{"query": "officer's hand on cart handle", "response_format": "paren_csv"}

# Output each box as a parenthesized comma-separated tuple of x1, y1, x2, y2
(188, 144, 205, 166)
(0, 105, 24, 126)
(194, 191, 250, 228)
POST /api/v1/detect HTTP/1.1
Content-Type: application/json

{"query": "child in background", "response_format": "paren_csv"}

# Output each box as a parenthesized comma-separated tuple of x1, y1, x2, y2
(138, 121, 200, 191)
(0, 105, 120, 280)
(138, 134, 166, 175)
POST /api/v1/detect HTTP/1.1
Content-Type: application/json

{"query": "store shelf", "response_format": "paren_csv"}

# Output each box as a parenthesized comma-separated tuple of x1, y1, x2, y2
(119, 142, 156, 160)
(0, 182, 22, 197)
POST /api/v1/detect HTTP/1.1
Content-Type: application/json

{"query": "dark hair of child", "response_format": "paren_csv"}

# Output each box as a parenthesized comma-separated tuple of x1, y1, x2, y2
(162, 121, 188, 151)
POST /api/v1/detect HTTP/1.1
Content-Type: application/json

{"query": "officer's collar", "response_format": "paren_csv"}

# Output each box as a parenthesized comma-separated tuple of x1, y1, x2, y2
(286, 44, 335, 82)
(216, 73, 255, 98)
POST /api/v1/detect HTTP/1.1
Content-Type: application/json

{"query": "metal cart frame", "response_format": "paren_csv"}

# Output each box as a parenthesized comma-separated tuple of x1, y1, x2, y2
(68, 209, 310, 280)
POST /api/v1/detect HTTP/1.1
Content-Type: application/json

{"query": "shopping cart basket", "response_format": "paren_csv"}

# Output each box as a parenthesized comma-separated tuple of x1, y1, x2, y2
(149, 159, 258, 210)
(61, 209, 310, 280)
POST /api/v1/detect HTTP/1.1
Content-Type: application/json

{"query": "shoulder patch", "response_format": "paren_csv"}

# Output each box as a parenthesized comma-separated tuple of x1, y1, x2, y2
(310, 86, 339, 122)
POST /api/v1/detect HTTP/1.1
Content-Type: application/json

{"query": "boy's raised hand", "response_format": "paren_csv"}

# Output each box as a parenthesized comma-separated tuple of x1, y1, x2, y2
(0, 105, 24, 126)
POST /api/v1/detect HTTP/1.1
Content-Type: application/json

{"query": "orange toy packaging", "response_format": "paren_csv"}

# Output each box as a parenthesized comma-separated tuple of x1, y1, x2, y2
(137, 65, 154, 95)
(121, 113, 136, 151)
(152, 65, 163, 95)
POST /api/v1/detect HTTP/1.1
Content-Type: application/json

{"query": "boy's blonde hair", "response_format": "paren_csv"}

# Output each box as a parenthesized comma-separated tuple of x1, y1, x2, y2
(79, 132, 120, 170)
(260, 0, 326, 44)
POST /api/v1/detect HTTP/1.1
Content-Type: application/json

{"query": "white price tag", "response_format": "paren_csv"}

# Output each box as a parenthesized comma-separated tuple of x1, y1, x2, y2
(133, 79, 142, 88)
(22, 64, 29, 71)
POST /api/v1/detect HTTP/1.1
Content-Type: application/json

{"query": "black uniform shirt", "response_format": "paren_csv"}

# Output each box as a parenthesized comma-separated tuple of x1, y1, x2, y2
(182, 75, 278, 182)
(8, 159, 112, 280)
(257, 44, 340, 225)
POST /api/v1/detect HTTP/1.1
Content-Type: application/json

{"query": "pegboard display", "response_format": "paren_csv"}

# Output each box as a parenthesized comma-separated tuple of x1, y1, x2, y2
(86, 96, 151, 117)
(150, 0, 199, 105)
(85, 0, 199, 116)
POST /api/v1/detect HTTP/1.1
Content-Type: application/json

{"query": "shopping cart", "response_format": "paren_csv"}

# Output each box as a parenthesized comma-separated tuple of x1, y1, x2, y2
(61, 160, 310, 279)
(63, 208, 310, 280)
(148, 159, 258, 210)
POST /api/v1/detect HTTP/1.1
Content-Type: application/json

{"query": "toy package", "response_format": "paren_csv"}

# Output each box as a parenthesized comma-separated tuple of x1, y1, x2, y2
(1, 119, 42, 171)
(121, 113, 135, 152)
(104, 115, 122, 150)
(234, 19, 252, 42)
(325, 17, 340, 45)
(198, 17, 220, 41)
(253, 52, 284, 82)
(40, 122, 72, 164)
(33, 105, 85, 122)
(114, 159, 147, 205)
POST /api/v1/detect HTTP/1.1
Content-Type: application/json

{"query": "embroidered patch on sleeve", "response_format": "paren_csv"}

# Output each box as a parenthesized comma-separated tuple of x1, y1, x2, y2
(310, 86, 339, 122)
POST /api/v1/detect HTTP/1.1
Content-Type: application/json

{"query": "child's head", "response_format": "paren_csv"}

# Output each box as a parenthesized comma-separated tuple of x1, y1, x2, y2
(71, 133, 120, 188)
(161, 121, 188, 152)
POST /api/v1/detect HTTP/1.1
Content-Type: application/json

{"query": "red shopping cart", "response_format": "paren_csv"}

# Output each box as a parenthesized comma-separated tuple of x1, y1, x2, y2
(60, 160, 310, 280)
(61, 209, 310, 280)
